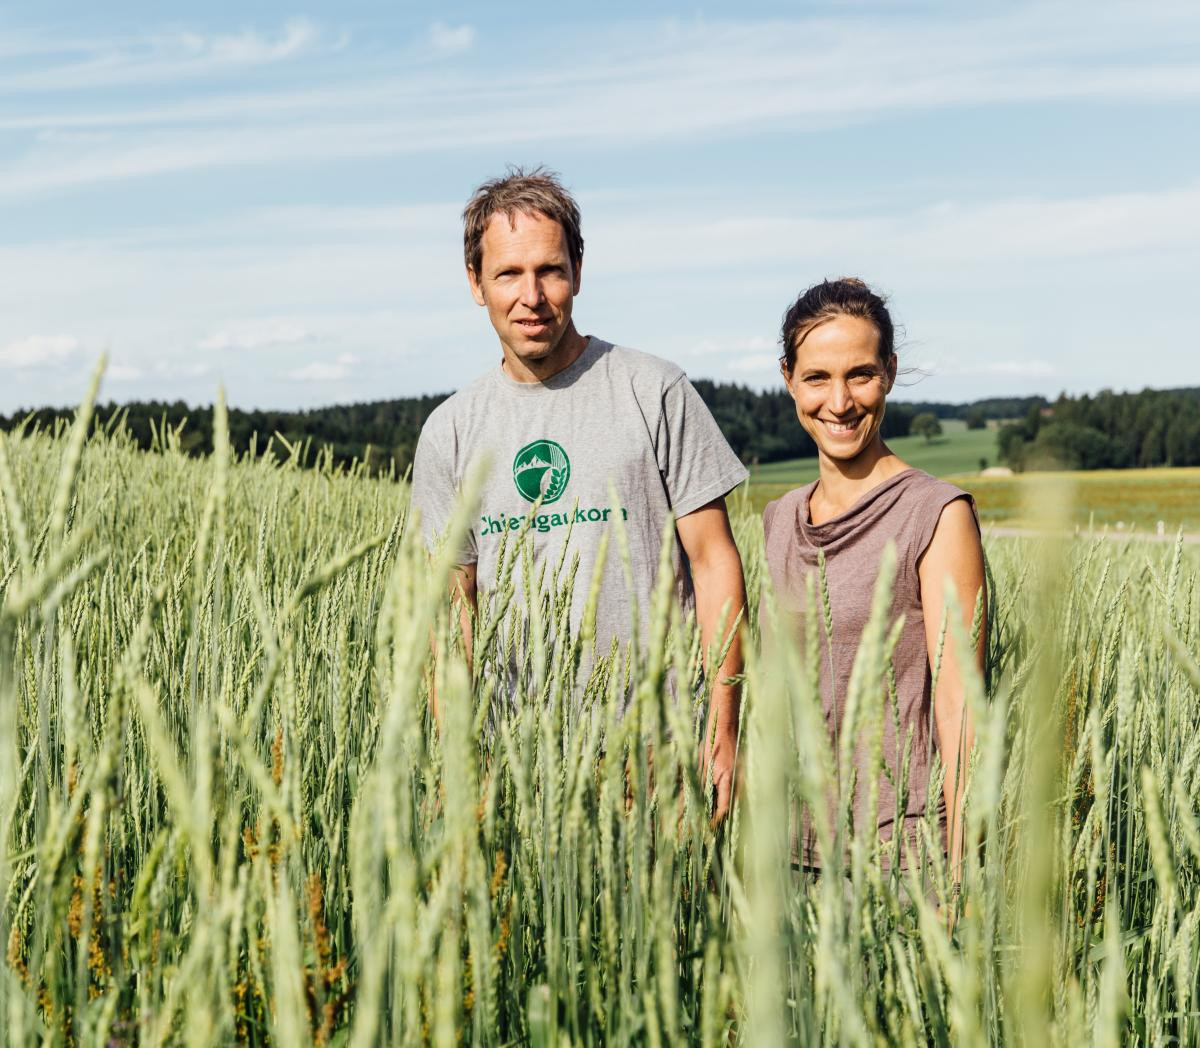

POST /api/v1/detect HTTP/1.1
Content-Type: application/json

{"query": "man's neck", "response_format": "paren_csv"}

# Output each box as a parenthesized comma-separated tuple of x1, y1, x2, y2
(500, 326, 589, 384)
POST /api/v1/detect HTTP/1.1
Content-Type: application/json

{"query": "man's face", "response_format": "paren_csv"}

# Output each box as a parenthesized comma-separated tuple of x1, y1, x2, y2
(467, 209, 582, 369)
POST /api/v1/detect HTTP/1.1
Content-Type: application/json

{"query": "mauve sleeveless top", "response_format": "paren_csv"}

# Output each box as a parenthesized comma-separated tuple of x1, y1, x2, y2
(761, 468, 978, 868)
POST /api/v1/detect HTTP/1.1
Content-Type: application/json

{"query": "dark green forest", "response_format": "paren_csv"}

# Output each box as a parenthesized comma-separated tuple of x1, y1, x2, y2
(997, 387, 1200, 470)
(3, 383, 1197, 474)
(0, 382, 916, 474)
(689, 380, 915, 463)
(900, 395, 1048, 423)
(0, 396, 450, 478)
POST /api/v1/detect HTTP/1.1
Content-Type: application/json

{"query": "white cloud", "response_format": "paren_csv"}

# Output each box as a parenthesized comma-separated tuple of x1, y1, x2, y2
(0, 29, 107, 61)
(197, 320, 315, 352)
(0, 334, 81, 367)
(158, 361, 212, 380)
(2, 17, 322, 93)
(922, 355, 1059, 379)
(587, 182, 1200, 274)
(287, 353, 359, 382)
(679, 338, 781, 375)
(426, 22, 475, 57)
(181, 18, 318, 65)
(981, 360, 1058, 377)
(727, 353, 783, 374)
(4, 6, 1199, 193)
(1, 175, 1196, 409)
(686, 336, 776, 357)
(107, 362, 144, 381)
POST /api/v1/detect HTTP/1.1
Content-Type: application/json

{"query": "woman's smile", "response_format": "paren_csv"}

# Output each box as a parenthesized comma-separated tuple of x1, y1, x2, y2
(784, 314, 895, 465)
(820, 416, 864, 436)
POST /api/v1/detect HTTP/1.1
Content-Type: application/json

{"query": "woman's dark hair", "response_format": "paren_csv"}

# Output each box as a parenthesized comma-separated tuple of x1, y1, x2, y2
(779, 277, 895, 375)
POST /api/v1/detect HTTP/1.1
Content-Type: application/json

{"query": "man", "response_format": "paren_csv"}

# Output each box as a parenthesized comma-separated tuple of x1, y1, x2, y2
(411, 167, 747, 820)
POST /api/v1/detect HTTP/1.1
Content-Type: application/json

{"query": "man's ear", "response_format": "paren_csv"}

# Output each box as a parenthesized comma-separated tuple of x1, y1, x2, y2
(571, 256, 583, 296)
(467, 266, 486, 307)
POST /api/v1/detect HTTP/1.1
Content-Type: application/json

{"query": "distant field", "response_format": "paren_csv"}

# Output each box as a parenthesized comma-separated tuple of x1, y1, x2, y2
(750, 419, 996, 489)
(748, 419, 995, 509)
(955, 467, 1200, 533)
(747, 420, 1199, 532)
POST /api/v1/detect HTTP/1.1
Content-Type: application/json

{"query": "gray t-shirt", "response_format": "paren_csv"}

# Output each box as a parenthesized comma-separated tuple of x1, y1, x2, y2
(411, 337, 748, 657)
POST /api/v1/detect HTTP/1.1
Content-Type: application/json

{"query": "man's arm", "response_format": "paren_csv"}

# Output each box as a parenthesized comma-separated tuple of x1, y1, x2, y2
(918, 498, 986, 886)
(675, 497, 747, 825)
(431, 561, 476, 729)
(450, 561, 477, 668)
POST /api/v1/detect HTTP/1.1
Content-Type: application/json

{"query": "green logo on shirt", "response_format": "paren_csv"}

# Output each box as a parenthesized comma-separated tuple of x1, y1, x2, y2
(513, 439, 570, 504)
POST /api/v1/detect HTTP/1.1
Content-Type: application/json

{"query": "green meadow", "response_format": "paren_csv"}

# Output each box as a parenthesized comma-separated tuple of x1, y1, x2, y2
(751, 418, 998, 491)
(749, 419, 996, 512)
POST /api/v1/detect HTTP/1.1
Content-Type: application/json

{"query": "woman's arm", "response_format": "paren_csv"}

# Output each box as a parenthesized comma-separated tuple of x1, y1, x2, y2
(918, 498, 986, 885)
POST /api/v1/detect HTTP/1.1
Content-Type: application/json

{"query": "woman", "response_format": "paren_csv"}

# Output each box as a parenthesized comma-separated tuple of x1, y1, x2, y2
(762, 278, 985, 883)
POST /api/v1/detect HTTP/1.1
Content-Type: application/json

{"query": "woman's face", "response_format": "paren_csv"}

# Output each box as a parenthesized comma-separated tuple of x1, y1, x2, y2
(783, 314, 896, 464)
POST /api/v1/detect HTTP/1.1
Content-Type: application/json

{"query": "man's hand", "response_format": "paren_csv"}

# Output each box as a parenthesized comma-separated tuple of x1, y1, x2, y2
(676, 497, 746, 827)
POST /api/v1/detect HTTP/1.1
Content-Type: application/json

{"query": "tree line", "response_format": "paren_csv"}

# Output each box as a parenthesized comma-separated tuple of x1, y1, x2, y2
(2, 382, 919, 474)
(0, 396, 449, 478)
(997, 387, 1200, 470)
(688, 381, 917, 463)
(901, 395, 1048, 428)
(4, 383, 1196, 474)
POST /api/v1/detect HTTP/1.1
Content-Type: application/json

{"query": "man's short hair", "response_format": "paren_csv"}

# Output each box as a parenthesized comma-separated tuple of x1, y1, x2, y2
(462, 166, 584, 276)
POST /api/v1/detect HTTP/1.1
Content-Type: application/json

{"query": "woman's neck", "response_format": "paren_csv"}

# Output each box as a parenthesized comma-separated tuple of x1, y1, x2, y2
(811, 440, 910, 523)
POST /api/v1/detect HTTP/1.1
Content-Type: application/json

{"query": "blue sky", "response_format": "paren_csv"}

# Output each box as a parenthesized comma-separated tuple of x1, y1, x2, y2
(2, 1, 1199, 412)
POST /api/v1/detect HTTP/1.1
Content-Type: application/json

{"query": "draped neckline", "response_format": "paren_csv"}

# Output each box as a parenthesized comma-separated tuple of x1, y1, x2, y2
(796, 467, 921, 546)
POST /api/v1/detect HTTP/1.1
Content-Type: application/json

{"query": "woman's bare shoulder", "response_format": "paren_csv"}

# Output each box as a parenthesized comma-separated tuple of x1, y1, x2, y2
(921, 498, 984, 577)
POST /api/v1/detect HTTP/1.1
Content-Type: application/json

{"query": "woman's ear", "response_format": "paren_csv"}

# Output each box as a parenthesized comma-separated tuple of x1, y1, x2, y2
(885, 353, 897, 394)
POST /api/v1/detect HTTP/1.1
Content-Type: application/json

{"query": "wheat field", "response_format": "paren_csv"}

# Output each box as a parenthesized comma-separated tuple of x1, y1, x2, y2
(1, 372, 1198, 1045)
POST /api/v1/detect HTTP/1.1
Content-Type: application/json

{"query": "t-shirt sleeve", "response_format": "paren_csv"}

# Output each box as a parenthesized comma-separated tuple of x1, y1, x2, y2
(410, 419, 477, 564)
(655, 374, 749, 518)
